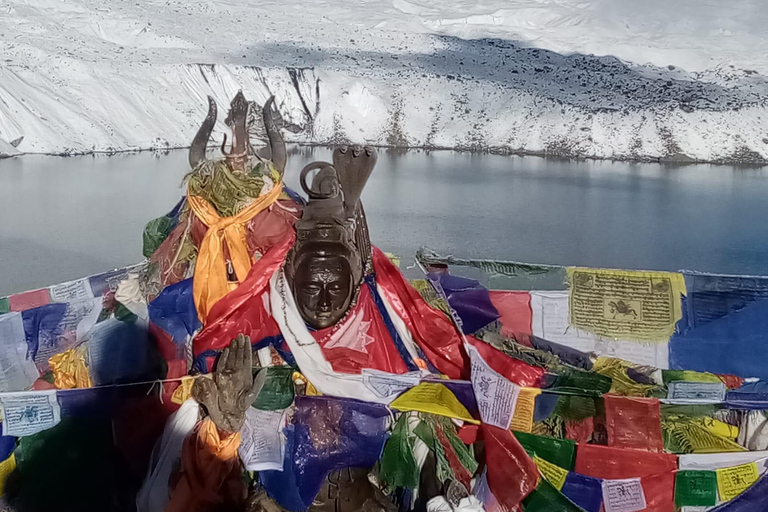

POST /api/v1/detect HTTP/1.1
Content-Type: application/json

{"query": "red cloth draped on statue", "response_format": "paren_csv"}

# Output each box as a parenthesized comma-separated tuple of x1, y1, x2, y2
(194, 241, 469, 379)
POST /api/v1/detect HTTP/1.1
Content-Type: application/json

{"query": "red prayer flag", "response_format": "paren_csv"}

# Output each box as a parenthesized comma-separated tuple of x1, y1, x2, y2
(466, 336, 546, 388)
(373, 247, 468, 379)
(10, 288, 50, 311)
(194, 231, 294, 356)
(482, 424, 539, 510)
(604, 394, 665, 452)
(575, 444, 677, 512)
(489, 291, 532, 337)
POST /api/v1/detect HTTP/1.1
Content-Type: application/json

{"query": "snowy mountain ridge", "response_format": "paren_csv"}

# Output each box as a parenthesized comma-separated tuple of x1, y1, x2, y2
(0, 0, 766, 163)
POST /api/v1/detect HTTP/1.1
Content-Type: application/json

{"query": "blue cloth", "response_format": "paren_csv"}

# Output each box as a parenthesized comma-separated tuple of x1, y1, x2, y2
(88, 268, 132, 297)
(260, 425, 307, 511)
(57, 387, 119, 417)
(429, 273, 500, 334)
(167, 196, 186, 219)
(87, 318, 153, 386)
(534, 392, 560, 422)
(0, 435, 14, 461)
(422, 378, 479, 418)
(669, 299, 768, 380)
(530, 335, 593, 370)
(148, 278, 201, 345)
(21, 303, 68, 363)
(284, 186, 307, 206)
(366, 275, 419, 372)
(562, 472, 603, 512)
(263, 395, 389, 511)
(710, 473, 768, 511)
(192, 335, 296, 373)
(680, 271, 768, 334)
(725, 381, 768, 410)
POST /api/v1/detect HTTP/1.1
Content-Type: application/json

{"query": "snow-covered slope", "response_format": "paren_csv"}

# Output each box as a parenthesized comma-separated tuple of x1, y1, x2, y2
(0, 0, 766, 163)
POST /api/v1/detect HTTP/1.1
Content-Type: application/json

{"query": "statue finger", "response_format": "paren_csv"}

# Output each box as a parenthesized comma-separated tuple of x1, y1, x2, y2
(234, 334, 246, 368)
(217, 347, 230, 375)
(241, 335, 253, 371)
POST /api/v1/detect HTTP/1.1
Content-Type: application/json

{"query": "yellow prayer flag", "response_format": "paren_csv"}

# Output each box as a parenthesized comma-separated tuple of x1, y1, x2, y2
(390, 383, 480, 425)
(0, 454, 16, 497)
(533, 455, 568, 491)
(702, 418, 740, 441)
(171, 376, 198, 405)
(566, 267, 686, 342)
(292, 372, 321, 396)
(716, 462, 759, 501)
(384, 253, 401, 268)
(509, 387, 542, 433)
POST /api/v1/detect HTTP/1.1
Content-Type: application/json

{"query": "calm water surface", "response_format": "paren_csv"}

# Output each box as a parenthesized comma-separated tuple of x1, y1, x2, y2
(1, 148, 767, 295)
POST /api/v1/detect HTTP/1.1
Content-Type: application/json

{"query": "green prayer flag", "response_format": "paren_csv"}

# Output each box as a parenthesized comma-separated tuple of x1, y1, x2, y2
(0, 297, 8, 314)
(414, 417, 454, 484)
(513, 431, 576, 471)
(522, 478, 587, 511)
(114, 303, 137, 323)
(553, 395, 597, 421)
(663, 370, 722, 384)
(413, 419, 434, 446)
(379, 415, 420, 489)
(252, 366, 295, 411)
(438, 417, 479, 475)
(142, 216, 175, 258)
(675, 470, 718, 507)
(552, 369, 612, 396)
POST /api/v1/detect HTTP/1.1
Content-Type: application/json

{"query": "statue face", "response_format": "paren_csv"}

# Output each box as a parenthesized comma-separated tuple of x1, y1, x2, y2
(293, 255, 354, 329)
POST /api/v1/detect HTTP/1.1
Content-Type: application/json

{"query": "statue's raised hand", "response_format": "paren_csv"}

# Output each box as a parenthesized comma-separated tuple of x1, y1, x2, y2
(193, 334, 258, 433)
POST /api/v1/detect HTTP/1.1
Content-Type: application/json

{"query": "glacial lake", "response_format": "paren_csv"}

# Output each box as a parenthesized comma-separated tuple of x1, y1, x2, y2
(1, 147, 768, 295)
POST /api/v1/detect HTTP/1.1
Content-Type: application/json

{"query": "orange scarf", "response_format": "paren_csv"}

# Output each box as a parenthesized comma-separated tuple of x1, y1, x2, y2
(165, 417, 244, 512)
(188, 182, 282, 323)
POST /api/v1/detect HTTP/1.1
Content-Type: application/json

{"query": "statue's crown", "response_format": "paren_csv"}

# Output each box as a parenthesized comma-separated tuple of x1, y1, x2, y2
(288, 147, 377, 283)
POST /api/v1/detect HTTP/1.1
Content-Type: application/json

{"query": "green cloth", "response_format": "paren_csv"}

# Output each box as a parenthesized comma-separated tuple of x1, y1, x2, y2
(553, 395, 597, 422)
(415, 247, 568, 291)
(675, 470, 717, 507)
(414, 418, 453, 484)
(439, 418, 478, 476)
(513, 431, 576, 471)
(252, 366, 295, 411)
(0, 297, 9, 314)
(379, 415, 420, 489)
(143, 215, 175, 258)
(114, 303, 137, 323)
(552, 369, 612, 396)
(186, 160, 266, 217)
(522, 478, 587, 511)
(662, 370, 723, 384)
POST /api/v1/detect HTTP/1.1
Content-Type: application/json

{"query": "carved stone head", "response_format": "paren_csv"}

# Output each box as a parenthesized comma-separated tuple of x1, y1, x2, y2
(286, 147, 377, 329)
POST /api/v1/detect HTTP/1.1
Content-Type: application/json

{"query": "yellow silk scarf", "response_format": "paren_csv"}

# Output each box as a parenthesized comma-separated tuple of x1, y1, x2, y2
(188, 182, 282, 323)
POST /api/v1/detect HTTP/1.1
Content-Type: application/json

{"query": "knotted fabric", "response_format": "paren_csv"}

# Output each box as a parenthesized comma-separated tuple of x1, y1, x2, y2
(48, 345, 93, 389)
(188, 182, 282, 323)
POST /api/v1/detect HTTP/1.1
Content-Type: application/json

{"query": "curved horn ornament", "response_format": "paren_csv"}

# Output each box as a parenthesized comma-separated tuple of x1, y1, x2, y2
(263, 96, 287, 175)
(189, 96, 217, 169)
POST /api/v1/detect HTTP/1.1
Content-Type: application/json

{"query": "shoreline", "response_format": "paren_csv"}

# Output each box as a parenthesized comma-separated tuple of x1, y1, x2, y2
(4, 142, 766, 168)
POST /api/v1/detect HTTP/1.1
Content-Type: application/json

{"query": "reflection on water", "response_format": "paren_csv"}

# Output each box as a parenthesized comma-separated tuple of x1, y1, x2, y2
(1, 148, 767, 295)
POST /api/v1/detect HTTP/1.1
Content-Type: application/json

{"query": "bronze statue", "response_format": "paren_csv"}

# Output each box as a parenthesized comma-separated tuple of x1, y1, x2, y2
(285, 146, 377, 328)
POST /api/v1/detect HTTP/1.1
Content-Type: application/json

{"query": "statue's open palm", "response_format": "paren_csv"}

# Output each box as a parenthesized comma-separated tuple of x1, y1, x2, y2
(193, 334, 258, 433)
